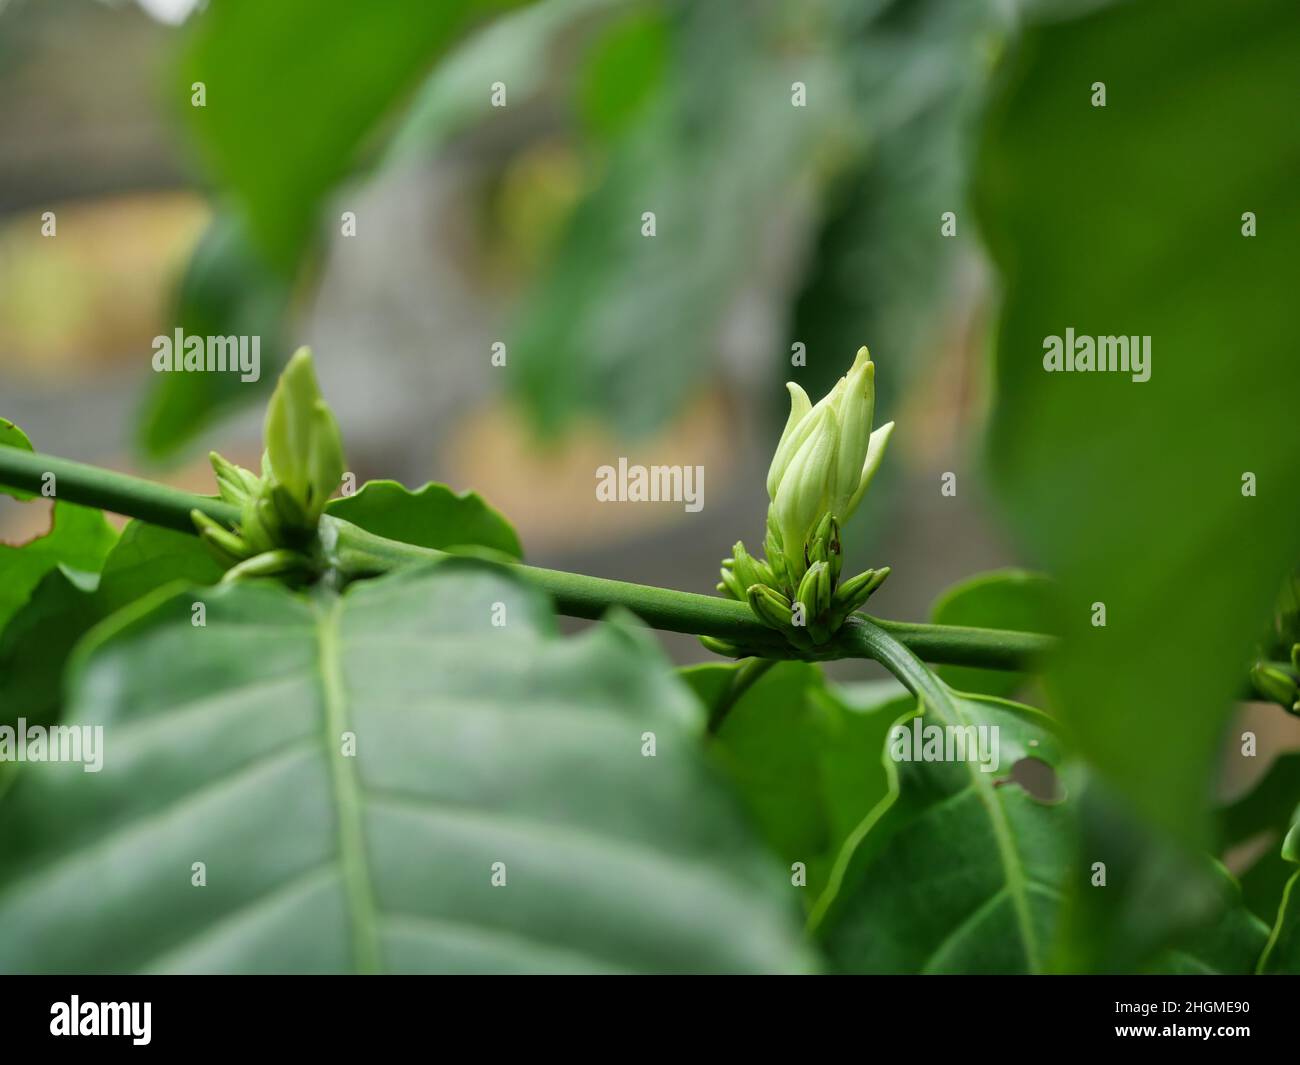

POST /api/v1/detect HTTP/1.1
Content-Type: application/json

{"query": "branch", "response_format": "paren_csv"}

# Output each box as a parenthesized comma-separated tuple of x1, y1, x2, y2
(0, 447, 1055, 672)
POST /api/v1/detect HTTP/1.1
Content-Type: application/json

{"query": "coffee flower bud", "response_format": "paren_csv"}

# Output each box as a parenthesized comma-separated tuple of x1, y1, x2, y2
(767, 347, 893, 581)
(265, 346, 345, 526)
(192, 348, 346, 585)
(716, 347, 895, 649)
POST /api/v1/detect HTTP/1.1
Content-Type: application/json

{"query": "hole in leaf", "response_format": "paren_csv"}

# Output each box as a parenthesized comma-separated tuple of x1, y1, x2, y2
(997, 757, 1065, 804)
(0, 494, 54, 547)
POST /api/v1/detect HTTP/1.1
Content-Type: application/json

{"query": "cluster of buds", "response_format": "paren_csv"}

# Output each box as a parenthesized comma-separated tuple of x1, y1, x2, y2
(712, 346, 894, 653)
(1251, 657, 1300, 716)
(191, 347, 345, 583)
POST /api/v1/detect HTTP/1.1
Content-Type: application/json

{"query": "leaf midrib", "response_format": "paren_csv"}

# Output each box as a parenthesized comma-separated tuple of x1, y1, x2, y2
(944, 697, 1041, 970)
(315, 594, 382, 974)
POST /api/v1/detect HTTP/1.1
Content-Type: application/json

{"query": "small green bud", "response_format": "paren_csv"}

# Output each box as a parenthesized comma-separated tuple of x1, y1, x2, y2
(797, 560, 832, 622)
(267, 482, 314, 549)
(191, 509, 250, 565)
(718, 564, 747, 601)
(773, 404, 839, 583)
(805, 514, 842, 583)
(221, 548, 313, 585)
(830, 567, 891, 626)
(764, 513, 790, 590)
(1251, 662, 1299, 708)
(698, 635, 746, 658)
(829, 348, 875, 520)
(264, 347, 345, 524)
(748, 584, 795, 632)
(209, 452, 262, 506)
(731, 541, 772, 593)
(1284, 820, 1300, 862)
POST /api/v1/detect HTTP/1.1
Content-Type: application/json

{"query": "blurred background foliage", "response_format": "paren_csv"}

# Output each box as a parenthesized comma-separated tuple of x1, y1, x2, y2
(2, 0, 1299, 972)
(0, 0, 1037, 648)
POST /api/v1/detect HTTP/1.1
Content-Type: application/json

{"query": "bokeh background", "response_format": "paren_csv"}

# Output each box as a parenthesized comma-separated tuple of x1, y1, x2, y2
(0, 0, 1027, 674)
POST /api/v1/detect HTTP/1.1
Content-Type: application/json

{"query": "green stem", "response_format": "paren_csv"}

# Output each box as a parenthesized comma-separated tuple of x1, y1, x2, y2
(0, 447, 239, 532)
(838, 615, 959, 719)
(0, 447, 1055, 673)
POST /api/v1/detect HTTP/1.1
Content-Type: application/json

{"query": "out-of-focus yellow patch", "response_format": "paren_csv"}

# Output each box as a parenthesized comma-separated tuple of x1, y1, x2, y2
(0, 191, 208, 378)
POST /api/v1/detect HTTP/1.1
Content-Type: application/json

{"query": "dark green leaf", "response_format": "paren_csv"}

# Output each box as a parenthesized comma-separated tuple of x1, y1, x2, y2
(682, 661, 897, 902)
(180, 0, 530, 271)
(1256, 824, 1300, 973)
(974, 0, 1300, 841)
(1220, 752, 1300, 850)
(819, 685, 1073, 973)
(1257, 870, 1300, 973)
(0, 563, 812, 973)
(1219, 752, 1300, 920)
(511, 3, 817, 436)
(1143, 863, 1270, 975)
(384, 0, 621, 165)
(137, 215, 290, 459)
(1055, 781, 1235, 973)
(574, 6, 668, 141)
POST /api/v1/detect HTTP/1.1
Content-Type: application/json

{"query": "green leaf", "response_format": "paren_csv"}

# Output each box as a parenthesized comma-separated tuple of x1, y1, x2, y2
(1143, 863, 1270, 975)
(818, 686, 1074, 974)
(137, 215, 289, 459)
(1219, 752, 1300, 920)
(784, 0, 1006, 421)
(1255, 814, 1300, 973)
(1054, 780, 1235, 974)
(681, 661, 897, 902)
(1220, 752, 1300, 850)
(180, 0, 530, 271)
(384, 0, 622, 165)
(511, 3, 818, 436)
(0, 421, 118, 636)
(0, 507, 117, 635)
(327, 480, 523, 560)
(0, 418, 35, 500)
(0, 563, 812, 973)
(0, 522, 224, 729)
(1258, 871, 1300, 974)
(974, 0, 1300, 841)
(574, 5, 668, 141)
(929, 569, 1054, 698)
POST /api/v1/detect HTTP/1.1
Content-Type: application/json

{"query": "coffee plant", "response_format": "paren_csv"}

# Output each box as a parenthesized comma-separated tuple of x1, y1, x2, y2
(0, 0, 1297, 976)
